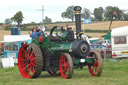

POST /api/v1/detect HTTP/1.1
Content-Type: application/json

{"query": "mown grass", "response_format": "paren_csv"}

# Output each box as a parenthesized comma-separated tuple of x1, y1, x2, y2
(0, 60, 128, 85)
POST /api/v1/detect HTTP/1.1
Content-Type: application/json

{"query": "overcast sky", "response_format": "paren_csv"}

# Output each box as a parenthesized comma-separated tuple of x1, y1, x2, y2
(0, 0, 128, 23)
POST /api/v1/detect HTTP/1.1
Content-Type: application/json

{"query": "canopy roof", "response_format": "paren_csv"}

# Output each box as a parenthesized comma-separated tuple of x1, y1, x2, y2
(0, 35, 32, 43)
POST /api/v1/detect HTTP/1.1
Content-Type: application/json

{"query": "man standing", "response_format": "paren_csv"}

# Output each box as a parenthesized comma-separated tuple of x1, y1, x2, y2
(35, 26, 44, 36)
(29, 28, 39, 40)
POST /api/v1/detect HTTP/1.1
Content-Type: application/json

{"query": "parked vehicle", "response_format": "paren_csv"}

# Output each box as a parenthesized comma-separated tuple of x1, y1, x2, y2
(88, 38, 100, 44)
(111, 26, 128, 58)
(100, 40, 111, 46)
(90, 44, 112, 59)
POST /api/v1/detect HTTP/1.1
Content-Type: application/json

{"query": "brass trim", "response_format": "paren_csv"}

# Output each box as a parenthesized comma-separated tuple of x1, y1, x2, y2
(75, 11, 81, 14)
(121, 51, 128, 54)
(77, 32, 84, 36)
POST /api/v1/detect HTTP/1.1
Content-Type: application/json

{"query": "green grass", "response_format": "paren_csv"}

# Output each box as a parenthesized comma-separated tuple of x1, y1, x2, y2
(0, 60, 128, 85)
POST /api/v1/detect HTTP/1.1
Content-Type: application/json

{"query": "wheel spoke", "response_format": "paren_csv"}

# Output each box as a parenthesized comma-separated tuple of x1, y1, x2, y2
(20, 58, 26, 62)
(27, 68, 31, 77)
(30, 65, 35, 73)
(31, 62, 36, 67)
(64, 62, 69, 75)
(28, 66, 31, 73)
(29, 50, 34, 58)
(32, 59, 36, 64)
(65, 61, 69, 70)
(31, 57, 36, 61)
(61, 56, 64, 63)
(28, 47, 31, 54)
(91, 66, 93, 73)
(94, 62, 98, 67)
(64, 61, 66, 69)
(22, 49, 29, 58)
(22, 62, 27, 66)
(23, 64, 30, 71)
(65, 68, 69, 76)
(27, 47, 31, 57)
(95, 67, 98, 73)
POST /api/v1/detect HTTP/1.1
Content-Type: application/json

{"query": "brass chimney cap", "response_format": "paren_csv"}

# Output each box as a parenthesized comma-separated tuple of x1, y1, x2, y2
(74, 6, 82, 11)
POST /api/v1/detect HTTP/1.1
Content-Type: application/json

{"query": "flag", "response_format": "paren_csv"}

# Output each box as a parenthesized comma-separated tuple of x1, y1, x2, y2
(113, 11, 117, 16)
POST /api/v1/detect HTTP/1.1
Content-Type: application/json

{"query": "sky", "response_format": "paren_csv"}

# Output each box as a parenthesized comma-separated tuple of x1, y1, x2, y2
(0, 0, 128, 23)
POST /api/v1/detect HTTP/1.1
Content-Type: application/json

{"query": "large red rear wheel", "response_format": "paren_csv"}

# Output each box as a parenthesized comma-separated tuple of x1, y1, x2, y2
(59, 53, 73, 79)
(18, 43, 43, 78)
(88, 51, 103, 77)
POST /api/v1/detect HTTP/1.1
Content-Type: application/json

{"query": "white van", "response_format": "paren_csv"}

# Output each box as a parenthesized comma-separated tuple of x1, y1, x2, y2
(111, 26, 128, 58)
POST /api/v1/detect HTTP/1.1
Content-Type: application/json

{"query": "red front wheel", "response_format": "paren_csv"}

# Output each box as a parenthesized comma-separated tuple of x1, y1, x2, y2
(88, 51, 103, 77)
(59, 53, 73, 79)
(18, 43, 43, 78)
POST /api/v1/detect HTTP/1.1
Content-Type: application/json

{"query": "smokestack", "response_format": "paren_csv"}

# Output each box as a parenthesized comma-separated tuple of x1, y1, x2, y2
(74, 6, 82, 35)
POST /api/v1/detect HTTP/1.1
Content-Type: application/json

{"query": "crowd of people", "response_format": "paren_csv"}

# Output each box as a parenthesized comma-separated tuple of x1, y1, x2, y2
(29, 26, 44, 40)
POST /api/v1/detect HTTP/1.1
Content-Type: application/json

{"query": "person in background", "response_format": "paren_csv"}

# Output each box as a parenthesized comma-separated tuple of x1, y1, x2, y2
(35, 26, 44, 36)
(29, 28, 39, 40)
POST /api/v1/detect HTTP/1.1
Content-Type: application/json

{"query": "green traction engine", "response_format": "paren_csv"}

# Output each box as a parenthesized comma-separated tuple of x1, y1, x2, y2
(18, 6, 103, 79)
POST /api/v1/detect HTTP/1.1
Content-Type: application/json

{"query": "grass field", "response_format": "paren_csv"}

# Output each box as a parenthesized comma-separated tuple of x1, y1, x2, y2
(0, 60, 128, 85)
(45, 21, 128, 30)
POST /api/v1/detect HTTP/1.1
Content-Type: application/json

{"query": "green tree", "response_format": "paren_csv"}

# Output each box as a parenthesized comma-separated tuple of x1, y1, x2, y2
(43, 16, 52, 24)
(91, 17, 96, 21)
(30, 21, 36, 24)
(61, 6, 74, 22)
(105, 6, 123, 20)
(123, 14, 128, 20)
(11, 11, 24, 26)
(0, 23, 3, 25)
(4, 18, 11, 24)
(82, 8, 91, 19)
(94, 7, 103, 21)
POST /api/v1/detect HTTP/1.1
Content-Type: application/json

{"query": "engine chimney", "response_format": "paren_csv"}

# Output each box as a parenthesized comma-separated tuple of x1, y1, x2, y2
(74, 6, 82, 36)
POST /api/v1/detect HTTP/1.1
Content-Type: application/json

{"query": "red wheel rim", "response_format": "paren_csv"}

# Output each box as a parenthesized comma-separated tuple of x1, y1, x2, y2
(88, 61, 99, 76)
(59, 54, 69, 79)
(18, 44, 36, 78)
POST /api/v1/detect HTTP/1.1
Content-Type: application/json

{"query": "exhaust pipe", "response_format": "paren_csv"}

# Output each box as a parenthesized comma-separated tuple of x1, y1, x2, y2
(74, 6, 82, 36)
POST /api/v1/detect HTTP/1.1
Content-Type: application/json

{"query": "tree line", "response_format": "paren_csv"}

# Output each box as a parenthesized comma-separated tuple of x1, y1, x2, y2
(4, 12, 52, 26)
(61, 6, 128, 22)
(4, 5, 128, 26)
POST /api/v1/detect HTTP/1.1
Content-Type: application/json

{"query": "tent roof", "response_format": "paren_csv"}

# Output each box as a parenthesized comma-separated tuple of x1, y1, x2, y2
(0, 35, 32, 43)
